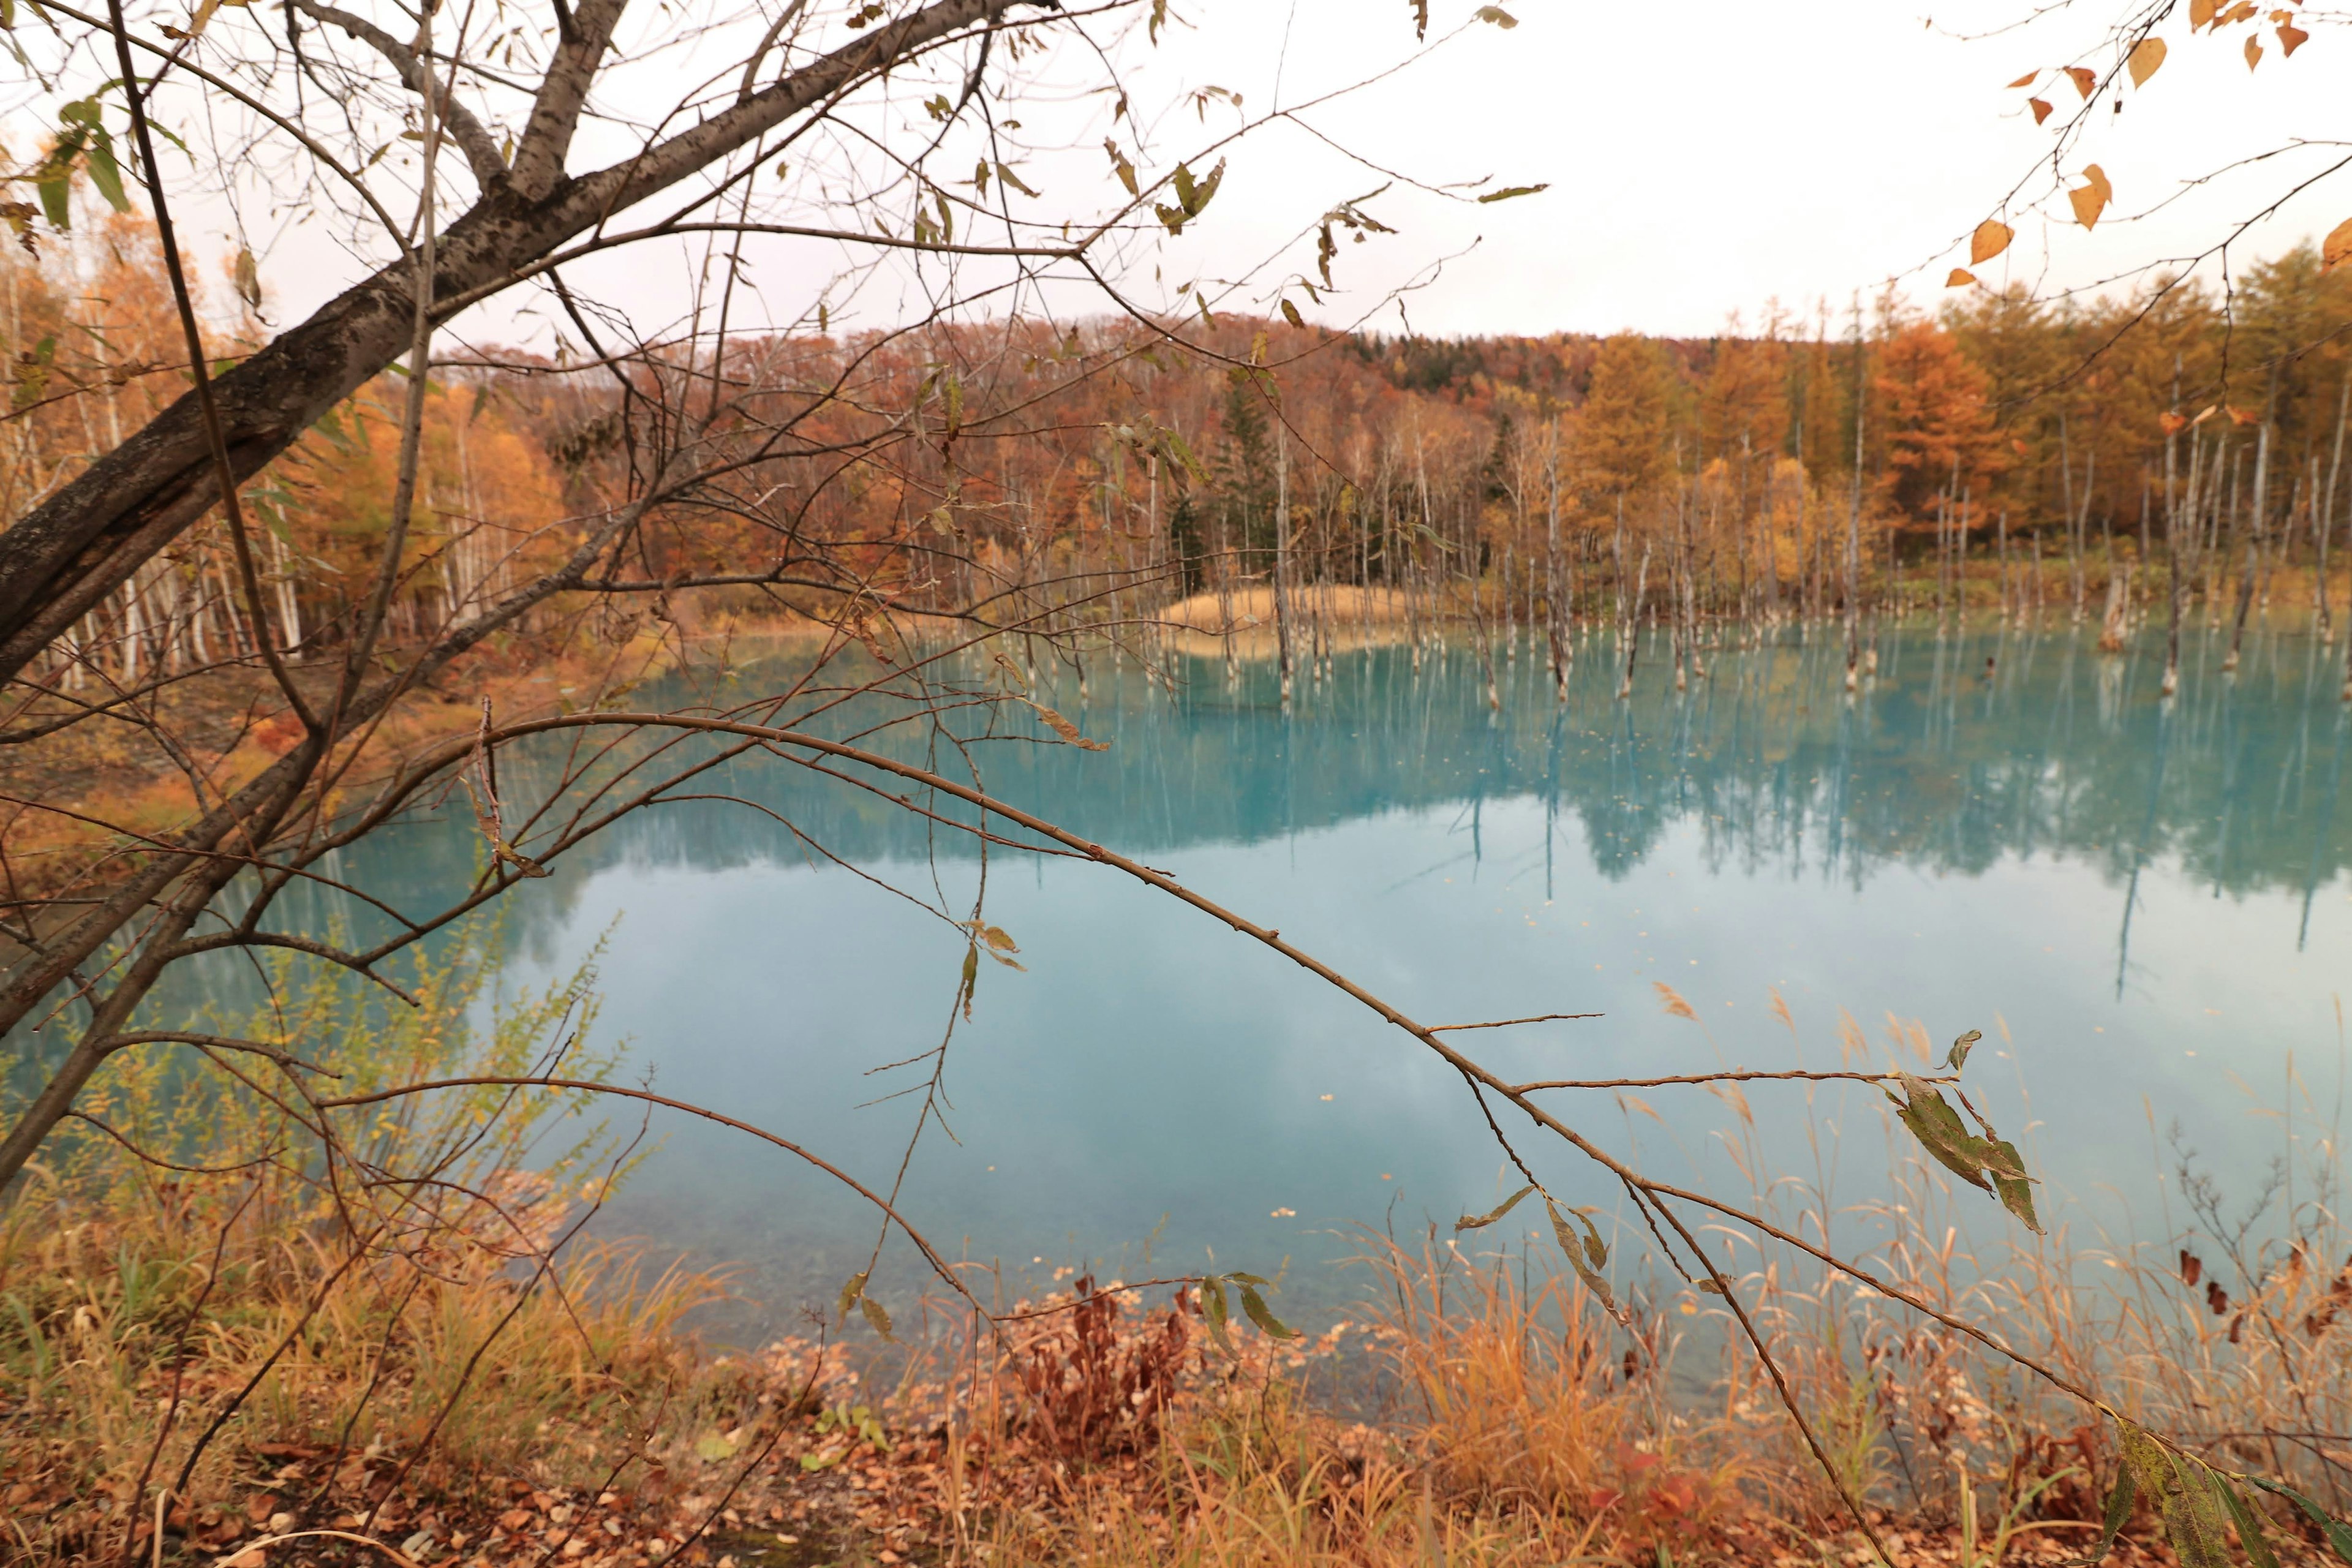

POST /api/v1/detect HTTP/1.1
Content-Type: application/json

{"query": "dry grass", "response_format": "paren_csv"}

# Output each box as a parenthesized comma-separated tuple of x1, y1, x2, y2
(7, 965, 2350, 1567)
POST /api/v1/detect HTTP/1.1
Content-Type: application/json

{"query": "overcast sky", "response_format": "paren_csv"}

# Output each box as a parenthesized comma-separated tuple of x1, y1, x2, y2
(120, 0, 2352, 346)
(1136, 0, 2352, 339)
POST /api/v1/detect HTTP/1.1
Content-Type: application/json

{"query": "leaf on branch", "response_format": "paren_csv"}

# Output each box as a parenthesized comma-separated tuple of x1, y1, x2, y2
(1885, 1072, 2044, 1231)
(2190, 0, 2220, 28)
(2063, 65, 2097, 97)
(1547, 1200, 1632, 1326)
(2006, 69, 2038, 87)
(860, 1294, 895, 1343)
(1476, 183, 1550, 203)
(2324, 216, 2352, 272)
(994, 162, 1039, 198)
(1946, 270, 1978, 292)
(2247, 1477, 2352, 1564)
(2160, 410, 2192, 434)
(2217, 1477, 2282, 1568)
(2128, 36, 2168, 85)
(1409, 0, 1428, 40)
(1473, 6, 1517, 26)
(2278, 22, 2308, 55)
(1237, 1283, 1298, 1338)
(1199, 1274, 1232, 1351)
(2030, 96, 2055, 124)
(1945, 1027, 1983, 1071)
(837, 1269, 870, 1329)
(1455, 1183, 1536, 1232)
(233, 246, 262, 312)
(2068, 164, 2113, 229)
(2088, 1450, 2137, 1566)
(1104, 138, 1139, 197)
(1025, 699, 1110, 750)
(1280, 298, 1305, 328)
(1970, 220, 2013, 265)
(2245, 34, 2263, 68)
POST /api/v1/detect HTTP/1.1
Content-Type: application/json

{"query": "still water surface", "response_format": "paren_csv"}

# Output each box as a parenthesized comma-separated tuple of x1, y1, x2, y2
(363, 625, 2351, 1335)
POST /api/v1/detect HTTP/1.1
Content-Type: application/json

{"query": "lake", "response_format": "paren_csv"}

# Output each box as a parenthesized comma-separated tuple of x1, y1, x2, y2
(176, 622, 2352, 1336)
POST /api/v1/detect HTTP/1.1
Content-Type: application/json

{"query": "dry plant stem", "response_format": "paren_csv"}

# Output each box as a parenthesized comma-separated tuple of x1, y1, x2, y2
(1428, 1011, 1604, 1032)
(1514, 1069, 1959, 1092)
(318, 1076, 976, 1304)
(104, 0, 315, 734)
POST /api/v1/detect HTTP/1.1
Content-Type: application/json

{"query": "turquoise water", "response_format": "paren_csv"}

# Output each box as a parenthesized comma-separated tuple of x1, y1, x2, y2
(189, 625, 2352, 1335)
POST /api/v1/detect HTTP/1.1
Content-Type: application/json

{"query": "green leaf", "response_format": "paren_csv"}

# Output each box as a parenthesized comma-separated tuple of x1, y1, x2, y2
(1547, 1200, 1630, 1326)
(2154, 1457, 2230, 1568)
(2087, 1456, 2136, 1566)
(1199, 1274, 1232, 1352)
(81, 125, 127, 213)
(1890, 1074, 1995, 1191)
(1476, 183, 1549, 203)
(1279, 298, 1305, 330)
(2248, 1478, 2352, 1564)
(695, 1431, 737, 1461)
(1991, 1140, 2044, 1234)
(36, 173, 70, 231)
(959, 944, 978, 1019)
(1237, 1283, 1297, 1340)
(1454, 1183, 1534, 1232)
(859, 1294, 895, 1343)
(2217, 1477, 2280, 1568)
(1947, 1028, 1983, 1072)
(835, 1268, 868, 1329)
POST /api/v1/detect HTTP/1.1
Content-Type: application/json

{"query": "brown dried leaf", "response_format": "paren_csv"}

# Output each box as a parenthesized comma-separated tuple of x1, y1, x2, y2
(2128, 36, 2168, 85)
(2191, 0, 2219, 27)
(2063, 64, 2097, 96)
(2245, 33, 2264, 67)
(2006, 69, 2038, 87)
(2279, 21, 2309, 53)
(2323, 215, 2352, 271)
(2030, 96, 2055, 124)
(1970, 217, 2013, 263)
(1947, 268, 1978, 288)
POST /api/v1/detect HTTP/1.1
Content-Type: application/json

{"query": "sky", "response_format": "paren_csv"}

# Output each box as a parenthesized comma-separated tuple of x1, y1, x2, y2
(48, 0, 2352, 345)
(1126, 0, 2352, 339)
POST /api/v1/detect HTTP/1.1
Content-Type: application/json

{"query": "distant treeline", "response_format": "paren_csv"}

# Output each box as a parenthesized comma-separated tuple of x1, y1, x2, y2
(11, 219, 2352, 689)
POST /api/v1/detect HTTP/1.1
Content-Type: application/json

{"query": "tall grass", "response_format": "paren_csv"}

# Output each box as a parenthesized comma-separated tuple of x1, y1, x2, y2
(0, 930, 756, 1566)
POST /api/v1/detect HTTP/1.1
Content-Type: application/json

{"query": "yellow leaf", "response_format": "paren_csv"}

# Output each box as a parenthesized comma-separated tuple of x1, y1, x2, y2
(2030, 97, 2054, 124)
(2321, 215, 2352, 272)
(2005, 69, 2038, 87)
(1970, 218, 2013, 263)
(2063, 64, 2097, 96)
(2278, 22, 2307, 53)
(2245, 33, 2263, 67)
(2069, 165, 2112, 229)
(2127, 36, 2167, 85)
(1279, 298, 1305, 329)
(1947, 268, 1978, 288)
(2190, 0, 2218, 26)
